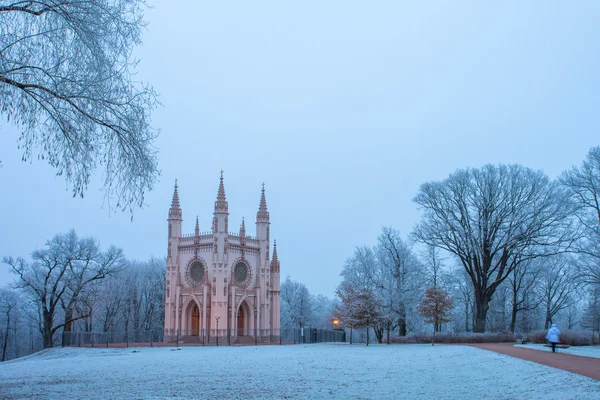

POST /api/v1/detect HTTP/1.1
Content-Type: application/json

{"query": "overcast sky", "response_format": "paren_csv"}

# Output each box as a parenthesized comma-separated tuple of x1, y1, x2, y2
(1, 1, 599, 297)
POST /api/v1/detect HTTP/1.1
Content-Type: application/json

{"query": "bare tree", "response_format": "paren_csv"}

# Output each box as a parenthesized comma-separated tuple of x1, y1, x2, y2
(413, 164, 573, 332)
(449, 267, 474, 333)
(422, 244, 445, 287)
(0, 0, 159, 212)
(561, 146, 600, 285)
(115, 258, 165, 340)
(581, 286, 600, 343)
(538, 255, 580, 329)
(280, 277, 315, 331)
(0, 289, 18, 361)
(508, 259, 543, 333)
(3, 230, 124, 348)
(377, 228, 422, 338)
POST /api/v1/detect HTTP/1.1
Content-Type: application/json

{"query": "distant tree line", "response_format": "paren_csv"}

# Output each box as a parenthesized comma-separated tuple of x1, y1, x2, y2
(335, 145, 600, 342)
(0, 231, 165, 361)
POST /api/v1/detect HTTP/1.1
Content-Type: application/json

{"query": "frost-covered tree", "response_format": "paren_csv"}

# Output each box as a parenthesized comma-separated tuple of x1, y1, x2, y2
(538, 255, 580, 329)
(508, 259, 543, 333)
(561, 146, 600, 285)
(310, 294, 335, 329)
(418, 286, 454, 345)
(119, 258, 165, 339)
(0, 289, 18, 361)
(3, 230, 124, 348)
(376, 228, 422, 339)
(280, 277, 315, 330)
(413, 164, 573, 332)
(581, 286, 600, 343)
(449, 267, 474, 333)
(0, 0, 159, 212)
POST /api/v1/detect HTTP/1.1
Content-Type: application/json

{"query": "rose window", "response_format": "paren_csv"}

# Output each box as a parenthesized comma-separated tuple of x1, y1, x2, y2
(188, 261, 205, 284)
(234, 262, 249, 286)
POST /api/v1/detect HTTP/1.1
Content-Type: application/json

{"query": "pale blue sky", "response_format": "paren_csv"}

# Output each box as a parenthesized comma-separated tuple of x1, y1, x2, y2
(1, 1, 599, 296)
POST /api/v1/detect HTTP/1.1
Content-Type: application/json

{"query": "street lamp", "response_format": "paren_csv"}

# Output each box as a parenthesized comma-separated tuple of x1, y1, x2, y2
(333, 319, 339, 329)
(215, 317, 220, 346)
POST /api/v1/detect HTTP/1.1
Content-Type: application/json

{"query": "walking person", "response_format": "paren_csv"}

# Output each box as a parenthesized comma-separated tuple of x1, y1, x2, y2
(546, 323, 561, 353)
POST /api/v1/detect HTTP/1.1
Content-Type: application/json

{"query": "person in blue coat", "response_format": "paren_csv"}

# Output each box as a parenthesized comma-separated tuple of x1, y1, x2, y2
(546, 324, 561, 353)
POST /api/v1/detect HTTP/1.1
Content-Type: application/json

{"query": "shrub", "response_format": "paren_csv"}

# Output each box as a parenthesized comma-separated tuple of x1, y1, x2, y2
(389, 332, 518, 344)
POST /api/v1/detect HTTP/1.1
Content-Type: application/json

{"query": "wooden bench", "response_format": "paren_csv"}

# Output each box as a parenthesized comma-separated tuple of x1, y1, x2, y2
(516, 336, 529, 344)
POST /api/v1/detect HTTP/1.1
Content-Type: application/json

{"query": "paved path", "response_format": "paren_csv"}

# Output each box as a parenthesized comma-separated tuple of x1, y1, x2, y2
(470, 343, 600, 381)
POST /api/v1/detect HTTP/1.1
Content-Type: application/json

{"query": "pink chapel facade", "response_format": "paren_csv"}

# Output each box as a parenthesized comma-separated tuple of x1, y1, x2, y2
(164, 173, 281, 337)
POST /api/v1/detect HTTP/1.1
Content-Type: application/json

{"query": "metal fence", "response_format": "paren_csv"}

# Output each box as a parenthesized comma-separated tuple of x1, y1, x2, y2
(62, 328, 345, 348)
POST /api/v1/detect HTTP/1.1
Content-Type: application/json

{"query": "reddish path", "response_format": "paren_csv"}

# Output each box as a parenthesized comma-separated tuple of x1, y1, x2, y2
(470, 343, 600, 381)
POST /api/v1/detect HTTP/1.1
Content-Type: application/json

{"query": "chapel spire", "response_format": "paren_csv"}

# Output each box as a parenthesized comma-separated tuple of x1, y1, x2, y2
(195, 215, 200, 236)
(214, 170, 228, 214)
(256, 183, 269, 223)
(270, 240, 280, 273)
(240, 217, 246, 236)
(169, 179, 182, 219)
(240, 217, 246, 246)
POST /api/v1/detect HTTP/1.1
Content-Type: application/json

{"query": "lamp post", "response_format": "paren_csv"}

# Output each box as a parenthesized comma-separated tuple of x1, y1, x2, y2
(215, 317, 220, 346)
(333, 319, 339, 342)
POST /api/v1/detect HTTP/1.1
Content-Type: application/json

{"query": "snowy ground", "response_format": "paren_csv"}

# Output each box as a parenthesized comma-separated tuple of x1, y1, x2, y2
(1, 344, 599, 399)
(517, 343, 600, 359)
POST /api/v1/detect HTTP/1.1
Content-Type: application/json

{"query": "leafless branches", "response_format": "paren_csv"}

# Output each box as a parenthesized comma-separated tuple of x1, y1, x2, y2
(412, 164, 574, 332)
(0, 0, 159, 212)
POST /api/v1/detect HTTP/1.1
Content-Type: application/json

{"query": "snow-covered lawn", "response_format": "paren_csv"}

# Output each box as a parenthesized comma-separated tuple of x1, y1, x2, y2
(517, 343, 600, 359)
(1, 344, 599, 399)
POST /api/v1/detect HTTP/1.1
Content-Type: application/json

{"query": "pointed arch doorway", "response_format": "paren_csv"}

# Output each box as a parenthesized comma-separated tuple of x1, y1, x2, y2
(191, 303, 200, 336)
(237, 301, 251, 336)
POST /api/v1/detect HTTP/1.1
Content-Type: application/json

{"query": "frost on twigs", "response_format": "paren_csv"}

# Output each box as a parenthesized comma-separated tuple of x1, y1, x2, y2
(0, 0, 160, 214)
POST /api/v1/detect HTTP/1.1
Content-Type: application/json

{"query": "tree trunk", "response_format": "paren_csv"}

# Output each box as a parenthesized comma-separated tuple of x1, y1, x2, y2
(510, 294, 518, 333)
(2, 310, 10, 361)
(398, 319, 407, 336)
(465, 303, 469, 332)
(432, 324, 436, 346)
(43, 311, 54, 349)
(366, 328, 369, 346)
(349, 327, 352, 345)
(473, 293, 490, 333)
(374, 323, 384, 343)
(63, 309, 74, 334)
(386, 321, 390, 345)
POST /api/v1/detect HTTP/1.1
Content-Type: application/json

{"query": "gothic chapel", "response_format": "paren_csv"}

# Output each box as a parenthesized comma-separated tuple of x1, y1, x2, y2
(164, 173, 281, 338)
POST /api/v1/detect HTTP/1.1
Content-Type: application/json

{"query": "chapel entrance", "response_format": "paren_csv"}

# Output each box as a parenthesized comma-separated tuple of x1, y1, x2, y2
(237, 301, 250, 336)
(191, 304, 200, 336)
(237, 306, 245, 336)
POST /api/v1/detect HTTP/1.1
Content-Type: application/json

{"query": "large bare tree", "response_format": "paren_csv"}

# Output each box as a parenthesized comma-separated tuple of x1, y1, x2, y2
(413, 164, 573, 332)
(3, 230, 124, 348)
(0, 0, 159, 212)
(561, 146, 600, 285)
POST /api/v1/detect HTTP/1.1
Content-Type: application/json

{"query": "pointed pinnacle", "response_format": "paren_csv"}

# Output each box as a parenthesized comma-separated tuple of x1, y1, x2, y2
(257, 183, 269, 222)
(215, 171, 228, 212)
(169, 179, 181, 218)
